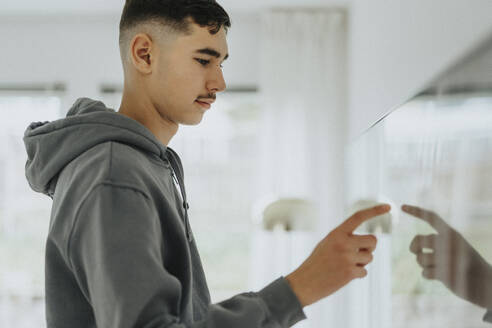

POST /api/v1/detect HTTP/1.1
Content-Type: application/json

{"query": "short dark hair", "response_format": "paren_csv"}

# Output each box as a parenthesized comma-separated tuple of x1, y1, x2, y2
(119, 0, 232, 39)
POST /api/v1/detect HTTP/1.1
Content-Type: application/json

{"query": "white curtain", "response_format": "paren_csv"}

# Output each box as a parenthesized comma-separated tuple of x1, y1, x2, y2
(253, 8, 349, 327)
(258, 9, 348, 228)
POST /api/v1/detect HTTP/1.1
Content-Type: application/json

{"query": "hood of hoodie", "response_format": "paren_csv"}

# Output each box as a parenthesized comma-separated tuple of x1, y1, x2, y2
(23, 97, 169, 197)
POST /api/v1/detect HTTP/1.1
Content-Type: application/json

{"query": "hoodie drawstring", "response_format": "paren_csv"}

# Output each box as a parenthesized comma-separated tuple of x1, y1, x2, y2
(167, 150, 193, 243)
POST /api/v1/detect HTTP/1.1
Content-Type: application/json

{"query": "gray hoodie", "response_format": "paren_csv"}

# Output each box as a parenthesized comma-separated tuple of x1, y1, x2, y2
(23, 98, 306, 328)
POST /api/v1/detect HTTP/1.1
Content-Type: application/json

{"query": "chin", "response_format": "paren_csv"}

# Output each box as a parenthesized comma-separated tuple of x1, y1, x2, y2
(181, 115, 204, 126)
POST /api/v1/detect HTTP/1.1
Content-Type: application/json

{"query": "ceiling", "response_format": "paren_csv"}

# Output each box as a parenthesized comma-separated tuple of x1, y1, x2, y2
(1, 0, 349, 16)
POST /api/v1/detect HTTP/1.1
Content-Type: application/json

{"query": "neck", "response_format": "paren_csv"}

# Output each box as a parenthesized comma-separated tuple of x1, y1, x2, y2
(117, 85, 178, 147)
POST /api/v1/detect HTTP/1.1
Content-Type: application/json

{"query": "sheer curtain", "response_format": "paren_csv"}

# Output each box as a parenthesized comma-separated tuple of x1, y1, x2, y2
(254, 8, 349, 327)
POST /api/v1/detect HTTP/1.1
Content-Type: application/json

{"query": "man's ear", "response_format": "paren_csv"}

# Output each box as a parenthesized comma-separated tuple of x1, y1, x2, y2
(130, 33, 154, 74)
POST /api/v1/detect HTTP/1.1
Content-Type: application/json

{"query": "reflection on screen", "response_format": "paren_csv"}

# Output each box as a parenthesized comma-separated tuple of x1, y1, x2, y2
(347, 93, 492, 327)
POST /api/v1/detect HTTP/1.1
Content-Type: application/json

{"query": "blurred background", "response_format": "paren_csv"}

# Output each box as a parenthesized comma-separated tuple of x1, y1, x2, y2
(1, 0, 492, 327)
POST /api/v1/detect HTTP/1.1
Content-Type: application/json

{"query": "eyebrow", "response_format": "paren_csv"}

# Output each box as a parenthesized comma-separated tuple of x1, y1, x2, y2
(194, 47, 229, 62)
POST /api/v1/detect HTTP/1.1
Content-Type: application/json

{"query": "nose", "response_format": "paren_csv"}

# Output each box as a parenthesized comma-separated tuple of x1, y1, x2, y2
(207, 67, 227, 93)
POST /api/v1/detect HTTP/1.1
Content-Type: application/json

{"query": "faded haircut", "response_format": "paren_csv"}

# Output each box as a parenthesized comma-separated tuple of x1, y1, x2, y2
(119, 0, 231, 69)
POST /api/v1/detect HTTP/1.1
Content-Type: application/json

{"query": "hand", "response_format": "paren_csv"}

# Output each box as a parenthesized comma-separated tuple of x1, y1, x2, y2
(286, 204, 391, 307)
(402, 204, 492, 309)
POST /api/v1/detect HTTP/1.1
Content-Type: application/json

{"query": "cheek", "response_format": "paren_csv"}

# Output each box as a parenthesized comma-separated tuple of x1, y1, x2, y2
(175, 67, 205, 99)
(152, 60, 204, 107)
(152, 66, 181, 96)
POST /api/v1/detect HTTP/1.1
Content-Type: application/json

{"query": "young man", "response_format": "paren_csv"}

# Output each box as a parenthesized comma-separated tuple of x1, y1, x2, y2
(23, 1, 390, 327)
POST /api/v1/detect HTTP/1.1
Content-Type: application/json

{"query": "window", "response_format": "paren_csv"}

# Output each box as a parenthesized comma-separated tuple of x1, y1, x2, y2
(0, 95, 62, 327)
(347, 92, 492, 328)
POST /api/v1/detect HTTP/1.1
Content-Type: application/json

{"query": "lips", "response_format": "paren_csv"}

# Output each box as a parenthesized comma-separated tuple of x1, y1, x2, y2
(195, 100, 211, 110)
(196, 98, 215, 105)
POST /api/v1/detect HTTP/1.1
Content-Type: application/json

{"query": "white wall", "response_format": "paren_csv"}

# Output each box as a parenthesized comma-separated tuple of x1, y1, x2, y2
(349, 0, 492, 140)
(0, 12, 261, 111)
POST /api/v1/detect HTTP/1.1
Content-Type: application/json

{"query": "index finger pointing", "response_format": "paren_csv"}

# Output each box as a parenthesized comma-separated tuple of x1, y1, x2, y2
(340, 204, 391, 233)
(401, 204, 448, 233)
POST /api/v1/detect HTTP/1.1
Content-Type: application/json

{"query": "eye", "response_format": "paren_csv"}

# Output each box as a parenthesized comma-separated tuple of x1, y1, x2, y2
(195, 58, 224, 69)
(196, 58, 210, 66)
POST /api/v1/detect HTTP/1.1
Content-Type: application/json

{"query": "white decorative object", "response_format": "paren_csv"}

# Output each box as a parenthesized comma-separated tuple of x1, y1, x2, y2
(262, 198, 317, 232)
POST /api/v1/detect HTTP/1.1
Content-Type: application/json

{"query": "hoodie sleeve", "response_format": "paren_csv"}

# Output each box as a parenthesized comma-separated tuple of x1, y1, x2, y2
(67, 183, 306, 328)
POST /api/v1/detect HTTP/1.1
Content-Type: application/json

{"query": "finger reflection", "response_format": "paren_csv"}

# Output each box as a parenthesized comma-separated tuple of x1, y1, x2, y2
(403, 204, 492, 311)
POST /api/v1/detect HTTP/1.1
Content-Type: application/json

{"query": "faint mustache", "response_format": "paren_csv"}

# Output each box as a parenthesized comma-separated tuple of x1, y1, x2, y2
(197, 94, 216, 101)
